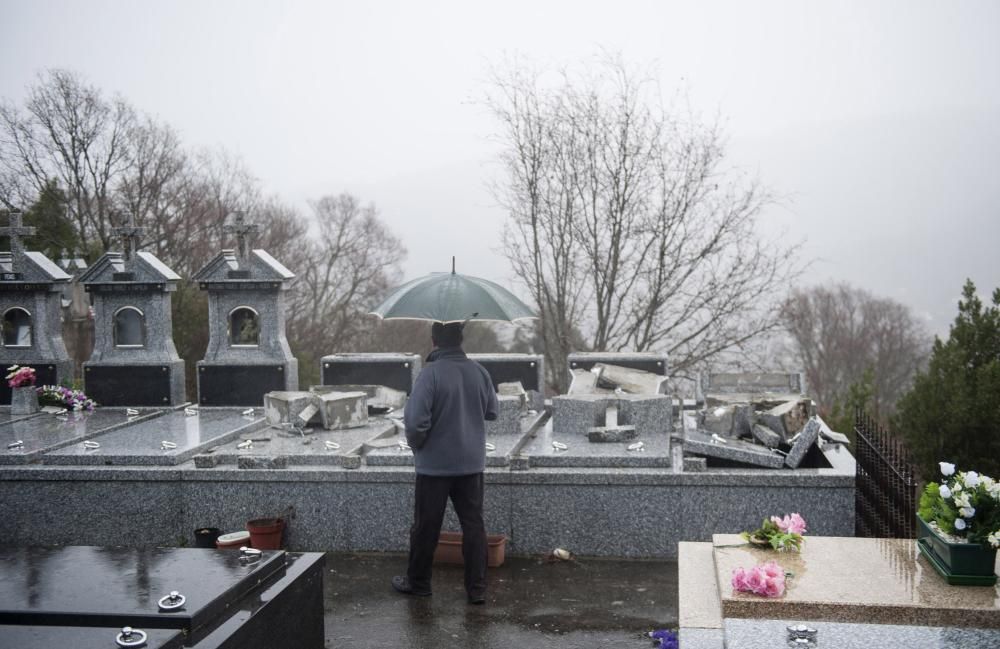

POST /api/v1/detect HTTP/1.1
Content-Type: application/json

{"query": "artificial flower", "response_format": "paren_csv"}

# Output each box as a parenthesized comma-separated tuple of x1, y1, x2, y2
(960, 507, 976, 518)
(940, 462, 956, 476)
(955, 518, 967, 531)
(938, 485, 952, 499)
(964, 471, 981, 488)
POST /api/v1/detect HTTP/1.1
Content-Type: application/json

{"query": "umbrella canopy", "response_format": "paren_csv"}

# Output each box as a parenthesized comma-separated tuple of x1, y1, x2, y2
(370, 263, 537, 323)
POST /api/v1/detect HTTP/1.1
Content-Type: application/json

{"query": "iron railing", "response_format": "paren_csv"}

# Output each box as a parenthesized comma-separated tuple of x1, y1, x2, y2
(854, 409, 919, 538)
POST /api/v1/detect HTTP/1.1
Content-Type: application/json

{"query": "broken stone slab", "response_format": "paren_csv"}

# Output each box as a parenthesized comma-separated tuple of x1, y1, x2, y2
(193, 453, 221, 468)
(264, 391, 321, 427)
(683, 455, 708, 472)
(683, 429, 786, 469)
(311, 384, 406, 413)
(819, 419, 850, 445)
(699, 372, 805, 397)
(487, 395, 525, 437)
(760, 398, 814, 441)
(751, 424, 783, 449)
(238, 454, 287, 470)
(240, 430, 273, 442)
(567, 368, 606, 395)
(733, 404, 754, 438)
(705, 393, 804, 409)
(593, 363, 669, 395)
(341, 454, 362, 469)
(785, 417, 821, 469)
(552, 393, 672, 438)
(587, 425, 639, 443)
(702, 405, 735, 436)
(315, 391, 368, 430)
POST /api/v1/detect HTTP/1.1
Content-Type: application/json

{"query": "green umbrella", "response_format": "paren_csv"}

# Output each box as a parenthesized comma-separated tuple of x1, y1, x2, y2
(369, 258, 537, 323)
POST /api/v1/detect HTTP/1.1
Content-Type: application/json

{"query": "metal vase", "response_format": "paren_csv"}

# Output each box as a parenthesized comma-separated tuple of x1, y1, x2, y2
(10, 386, 39, 415)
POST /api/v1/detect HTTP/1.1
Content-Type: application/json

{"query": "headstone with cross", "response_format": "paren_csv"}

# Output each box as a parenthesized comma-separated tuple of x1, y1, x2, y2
(192, 213, 297, 406)
(0, 210, 74, 404)
(79, 223, 186, 407)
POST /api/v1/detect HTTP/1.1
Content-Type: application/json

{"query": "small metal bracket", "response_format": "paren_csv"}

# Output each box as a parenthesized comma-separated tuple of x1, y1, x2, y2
(157, 590, 186, 611)
(160, 440, 177, 450)
(116, 626, 148, 647)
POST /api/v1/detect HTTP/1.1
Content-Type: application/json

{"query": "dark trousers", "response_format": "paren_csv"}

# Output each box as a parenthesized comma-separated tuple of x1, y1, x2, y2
(407, 472, 487, 597)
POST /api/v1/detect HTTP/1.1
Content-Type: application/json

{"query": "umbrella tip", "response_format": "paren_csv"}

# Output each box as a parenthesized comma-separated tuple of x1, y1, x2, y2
(452, 256, 455, 274)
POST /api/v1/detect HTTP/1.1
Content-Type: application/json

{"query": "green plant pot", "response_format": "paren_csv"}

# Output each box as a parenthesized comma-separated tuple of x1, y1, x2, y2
(917, 516, 998, 578)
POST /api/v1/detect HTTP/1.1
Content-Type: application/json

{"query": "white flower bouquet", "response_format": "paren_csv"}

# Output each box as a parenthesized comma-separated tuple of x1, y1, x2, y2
(919, 462, 1000, 549)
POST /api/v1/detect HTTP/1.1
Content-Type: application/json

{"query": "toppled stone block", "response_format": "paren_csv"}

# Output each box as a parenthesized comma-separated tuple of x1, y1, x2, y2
(752, 424, 783, 449)
(587, 425, 639, 443)
(315, 391, 368, 430)
(312, 383, 406, 413)
(497, 382, 528, 410)
(705, 393, 803, 409)
(702, 405, 735, 436)
(760, 398, 813, 441)
(487, 395, 525, 437)
(683, 429, 786, 469)
(593, 363, 668, 395)
(567, 368, 604, 395)
(552, 393, 672, 438)
(683, 456, 708, 472)
(785, 417, 821, 468)
(264, 391, 321, 427)
(238, 454, 287, 470)
(819, 421, 850, 445)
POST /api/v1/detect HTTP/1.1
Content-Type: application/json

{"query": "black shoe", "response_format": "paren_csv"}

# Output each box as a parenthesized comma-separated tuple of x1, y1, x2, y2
(467, 594, 486, 605)
(391, 575, 431, 597)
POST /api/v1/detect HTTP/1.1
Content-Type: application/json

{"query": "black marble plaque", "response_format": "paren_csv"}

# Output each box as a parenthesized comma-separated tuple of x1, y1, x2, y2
(0, 363, 58, 405)
(0, 546, 285, 637)
(569, 357, 667, 376)
(322, 362, 414, 394)
(475, 359, 541, 392)
(199, 365, 286, 406)
(84, 365, 173, 406)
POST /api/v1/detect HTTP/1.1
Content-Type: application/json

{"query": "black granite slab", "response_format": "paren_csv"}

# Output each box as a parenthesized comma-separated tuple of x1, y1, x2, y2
(475, 359, 541, 392)
(0, 546, 285, 634)
(0, 408, 166, 465)
(39, 409, 266, 466)
(321, 361, 414, 394)
(198, 365, 287, 406)
(0, 624, 185, 649)
(0, 363, 58, 404)
(85, 365, 174, 406)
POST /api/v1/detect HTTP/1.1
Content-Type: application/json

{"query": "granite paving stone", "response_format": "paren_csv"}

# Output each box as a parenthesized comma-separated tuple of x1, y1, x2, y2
(724, 618, 1000, 649)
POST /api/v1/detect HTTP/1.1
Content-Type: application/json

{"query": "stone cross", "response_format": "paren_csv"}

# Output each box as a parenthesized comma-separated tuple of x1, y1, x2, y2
(223, 212, 259, 259)
(113, 213, 146, 260)
(0, 211, 36, 256)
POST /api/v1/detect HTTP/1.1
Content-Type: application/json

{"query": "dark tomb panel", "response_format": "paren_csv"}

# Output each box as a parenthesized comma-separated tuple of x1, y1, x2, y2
(0, 624, 185, 649)
(84, 365, 173, 407)
(475, 359, 540, 392)
(199, 365, 286, 406)
(569, 357, 668, 376)
(0, 363, 57, 405)
(0, 546, 286, 640)
(322, 361, 415, 394)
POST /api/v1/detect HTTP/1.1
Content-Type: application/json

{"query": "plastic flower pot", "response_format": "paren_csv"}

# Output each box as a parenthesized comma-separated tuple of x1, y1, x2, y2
(194, 527, 222, 549)
(917, 516, 998, 584)
(247, 518, 285, 550)
(433, 531, 507, 568)
(215, 531, 251, 549)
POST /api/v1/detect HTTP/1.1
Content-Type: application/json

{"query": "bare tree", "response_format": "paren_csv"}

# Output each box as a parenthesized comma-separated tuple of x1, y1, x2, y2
(782, 283, 930, 417)
(487, 55, 799, 390)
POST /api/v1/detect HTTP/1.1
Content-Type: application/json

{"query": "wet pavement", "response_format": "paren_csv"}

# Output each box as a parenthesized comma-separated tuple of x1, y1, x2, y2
(323, 553, 678, 648)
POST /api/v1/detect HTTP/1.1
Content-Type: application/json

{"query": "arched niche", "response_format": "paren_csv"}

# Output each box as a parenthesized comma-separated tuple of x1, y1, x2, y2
(1, 307, 32, 347)
(229, 306, 260, 347)
(113, 306, 146, 348)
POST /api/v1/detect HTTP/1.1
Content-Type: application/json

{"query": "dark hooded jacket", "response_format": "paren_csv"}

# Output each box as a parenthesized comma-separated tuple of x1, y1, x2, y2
(403, 347, 499, 476)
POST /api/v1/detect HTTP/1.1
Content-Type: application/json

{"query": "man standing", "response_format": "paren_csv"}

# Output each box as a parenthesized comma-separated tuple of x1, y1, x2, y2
(391, 321, 498, 605)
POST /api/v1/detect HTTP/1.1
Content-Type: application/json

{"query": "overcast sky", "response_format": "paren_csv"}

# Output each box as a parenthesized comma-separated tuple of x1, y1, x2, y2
(2, 0, 998, 336)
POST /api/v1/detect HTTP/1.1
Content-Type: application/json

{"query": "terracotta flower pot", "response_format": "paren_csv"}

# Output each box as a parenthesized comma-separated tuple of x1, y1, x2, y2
(247, 518, 285, 550)
(433, 531, 507, 568)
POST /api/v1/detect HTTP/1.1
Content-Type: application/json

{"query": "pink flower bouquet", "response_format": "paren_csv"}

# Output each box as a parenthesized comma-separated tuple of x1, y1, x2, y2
(5, 365, 36, 388)
(741, 512, 807, 551)
(732, 561, 786, 598)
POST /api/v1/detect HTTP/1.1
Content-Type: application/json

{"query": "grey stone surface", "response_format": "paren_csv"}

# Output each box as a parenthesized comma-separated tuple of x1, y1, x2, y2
(194, 219, 298, 397)
(785, 416, 821, 469)
(592, 362, 669, 394)
(732, 404, 754, 438)
(587, 425, 638, 443)
(552, 393, 672, 438)
(0, 213, 74, 395)
(751, 423, 783, 448)
(487, 394, 525, 437)
(699, 371, 804, 397)
(679, 628, 724, 649)
(684, 429, 786, 469)
(702, 405, 735, 436)
(723, 619, 1000, 649)
(312, 384, 406, 412)
(238, 454, 288, 469)
(567, 368, 604, 395)
(683, 456, 708, 472)
(80, 219, 186, 405)
(521, 418, 672, 468)
(39, 408, 266, 465)
(763, 398, 812, 439)
(0, 408, 165, 464)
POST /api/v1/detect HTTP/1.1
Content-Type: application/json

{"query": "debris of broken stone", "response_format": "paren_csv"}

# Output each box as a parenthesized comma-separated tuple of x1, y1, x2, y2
(682, 455, 708, 472)
(592, 363, 668, 395)
(264, 390, 368, 430)
(751, 424, 783, 449)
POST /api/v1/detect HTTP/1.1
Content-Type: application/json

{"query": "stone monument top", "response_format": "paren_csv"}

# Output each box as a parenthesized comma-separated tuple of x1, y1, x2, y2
(195, 213, 293, 285)
(0, 211, 72, 285)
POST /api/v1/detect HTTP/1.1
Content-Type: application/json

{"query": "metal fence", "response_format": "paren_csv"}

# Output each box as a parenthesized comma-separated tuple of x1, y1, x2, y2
(854, 409, 919, 538)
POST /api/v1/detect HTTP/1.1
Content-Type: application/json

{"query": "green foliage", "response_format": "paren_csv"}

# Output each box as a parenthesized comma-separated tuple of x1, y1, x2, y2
(4, 179, 79, 260)
(919, 473, 1000, 547)
(896, 280, 1000, 479)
